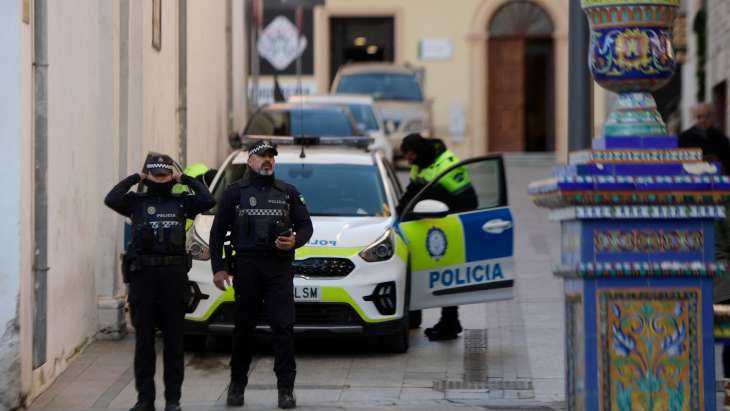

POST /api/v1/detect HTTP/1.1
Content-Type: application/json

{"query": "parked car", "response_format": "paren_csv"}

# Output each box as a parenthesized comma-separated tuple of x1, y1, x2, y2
(331, 63, 432, 158)
(184, 136, 515, 353)
(288, 94, 393, 162)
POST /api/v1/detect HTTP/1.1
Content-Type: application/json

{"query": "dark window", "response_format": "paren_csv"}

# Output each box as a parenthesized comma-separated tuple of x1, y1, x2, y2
(277, 163, 389, 217)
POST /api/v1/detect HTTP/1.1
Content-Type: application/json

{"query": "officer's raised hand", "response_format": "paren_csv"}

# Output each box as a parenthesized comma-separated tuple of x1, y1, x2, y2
(275, 229, 296, 251)
(213, 270, 232, 291)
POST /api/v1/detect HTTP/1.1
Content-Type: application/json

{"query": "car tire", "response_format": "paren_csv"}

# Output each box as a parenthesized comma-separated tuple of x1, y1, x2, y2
(408, 309, 422, 329)
(184, 334, 207, 352)
(381, 316, 410, 354)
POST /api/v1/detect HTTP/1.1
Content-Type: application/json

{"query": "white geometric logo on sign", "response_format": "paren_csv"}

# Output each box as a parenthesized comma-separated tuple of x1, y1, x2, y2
(257, 16, 307, 71)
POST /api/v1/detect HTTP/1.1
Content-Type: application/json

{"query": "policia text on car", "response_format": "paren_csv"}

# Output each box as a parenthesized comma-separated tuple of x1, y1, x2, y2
(397, 133, 478, 341)
(209, 140, 313, 409)
(104, 153, 215, 411)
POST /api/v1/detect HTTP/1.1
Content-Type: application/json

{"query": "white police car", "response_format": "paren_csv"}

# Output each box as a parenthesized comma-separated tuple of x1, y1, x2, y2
(183, 136, 514, 353)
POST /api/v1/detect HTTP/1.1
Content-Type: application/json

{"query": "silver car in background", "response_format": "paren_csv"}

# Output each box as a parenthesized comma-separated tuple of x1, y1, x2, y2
(288, 94, 393, 162)
(330, 63, 433, 158)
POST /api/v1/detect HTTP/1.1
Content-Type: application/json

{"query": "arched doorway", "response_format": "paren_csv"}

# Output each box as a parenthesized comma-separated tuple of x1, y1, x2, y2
(488, 1, 554, 152)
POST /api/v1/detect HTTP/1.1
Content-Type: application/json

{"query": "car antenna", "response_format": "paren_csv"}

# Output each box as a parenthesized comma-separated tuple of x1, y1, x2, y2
(295, 5, 306, 160)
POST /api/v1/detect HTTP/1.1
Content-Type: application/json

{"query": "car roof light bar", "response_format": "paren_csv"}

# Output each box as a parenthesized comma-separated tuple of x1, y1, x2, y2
(240, 134, 374, 150)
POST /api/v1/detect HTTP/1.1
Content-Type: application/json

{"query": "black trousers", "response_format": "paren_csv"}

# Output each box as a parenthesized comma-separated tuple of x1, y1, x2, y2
(128, 265, 189, 403)
(230, 257, 296, 389)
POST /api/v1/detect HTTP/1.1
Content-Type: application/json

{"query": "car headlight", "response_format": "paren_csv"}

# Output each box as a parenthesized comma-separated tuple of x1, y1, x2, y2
(187, 225, 210, 261)
(403, 119, 425, 133)
(359, 230, 395, 262)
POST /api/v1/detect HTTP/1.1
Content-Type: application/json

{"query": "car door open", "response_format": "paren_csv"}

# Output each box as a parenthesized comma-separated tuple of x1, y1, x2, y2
(398, 155, 515, 310)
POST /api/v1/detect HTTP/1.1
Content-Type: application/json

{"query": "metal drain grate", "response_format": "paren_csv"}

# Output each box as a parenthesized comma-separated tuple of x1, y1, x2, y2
(463, 328, 489, 383)
(433, 379, 533, 392)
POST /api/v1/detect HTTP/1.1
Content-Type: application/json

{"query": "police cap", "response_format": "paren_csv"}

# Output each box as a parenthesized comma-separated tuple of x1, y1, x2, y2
(247, 139, 278, 156)
(144, 153, 174, 176)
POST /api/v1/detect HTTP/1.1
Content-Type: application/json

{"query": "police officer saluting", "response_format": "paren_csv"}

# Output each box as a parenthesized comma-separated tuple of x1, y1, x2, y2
(104, 153, 215, 411)
(209, 140, 313, 409)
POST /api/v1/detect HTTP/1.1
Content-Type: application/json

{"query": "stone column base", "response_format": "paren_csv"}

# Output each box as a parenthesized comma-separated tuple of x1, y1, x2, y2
(97, 296, 127, 340)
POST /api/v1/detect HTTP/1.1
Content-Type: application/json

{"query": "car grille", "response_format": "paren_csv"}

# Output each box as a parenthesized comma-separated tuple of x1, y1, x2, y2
(212, 302, 362, 326)
(292, 257, 355, 278)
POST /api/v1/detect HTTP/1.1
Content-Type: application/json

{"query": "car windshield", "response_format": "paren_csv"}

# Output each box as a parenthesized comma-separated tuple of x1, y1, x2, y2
(335, 73, 423, 102)
(344, 104, 380, 132)
(244, 108, 356, 136)
(209, 163, 390, 217)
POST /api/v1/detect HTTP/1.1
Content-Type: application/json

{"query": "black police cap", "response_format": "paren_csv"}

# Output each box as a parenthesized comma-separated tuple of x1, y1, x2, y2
(144, 153, 174, 176)
(248, 140, 279, 156)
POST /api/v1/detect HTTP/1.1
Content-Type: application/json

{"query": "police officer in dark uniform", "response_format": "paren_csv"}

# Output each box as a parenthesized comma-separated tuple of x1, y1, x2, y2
(105, 153, 215, 411)
(209, 140, 313, 409)
(397, 133, 477, 341)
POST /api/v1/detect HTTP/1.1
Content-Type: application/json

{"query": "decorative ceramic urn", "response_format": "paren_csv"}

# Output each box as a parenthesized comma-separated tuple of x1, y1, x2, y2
(529, 0, 730, 409)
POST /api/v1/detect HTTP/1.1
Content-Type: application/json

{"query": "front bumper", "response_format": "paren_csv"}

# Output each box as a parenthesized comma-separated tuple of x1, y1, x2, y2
(184, 248, 408, 336)
(184, 301, 404, 336)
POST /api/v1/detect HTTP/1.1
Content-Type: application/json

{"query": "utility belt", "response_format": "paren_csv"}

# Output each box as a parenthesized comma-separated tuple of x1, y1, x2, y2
(226, 248, 293, 272)
(122, 252, 192, 283)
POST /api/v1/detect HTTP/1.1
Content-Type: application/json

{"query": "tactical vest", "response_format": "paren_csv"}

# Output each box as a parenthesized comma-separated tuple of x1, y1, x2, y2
(232, 178, 291, 253)
(409, 149, 471, 194)
(130, 195, 187, 255)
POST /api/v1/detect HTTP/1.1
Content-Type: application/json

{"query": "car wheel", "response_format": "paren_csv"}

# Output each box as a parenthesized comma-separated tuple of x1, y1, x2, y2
(184, 334, 207, 352)
(408, 309, 422, 329)
(381, 317, 410, 354)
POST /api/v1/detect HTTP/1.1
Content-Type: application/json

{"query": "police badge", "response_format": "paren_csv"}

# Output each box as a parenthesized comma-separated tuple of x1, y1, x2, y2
(147, 206, 156, 215)
(249, 196, 257, 207)
(426, 227, 448, 261)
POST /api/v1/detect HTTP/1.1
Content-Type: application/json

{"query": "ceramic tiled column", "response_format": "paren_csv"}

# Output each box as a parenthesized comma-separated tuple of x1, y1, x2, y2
(529, 1, 730, 409)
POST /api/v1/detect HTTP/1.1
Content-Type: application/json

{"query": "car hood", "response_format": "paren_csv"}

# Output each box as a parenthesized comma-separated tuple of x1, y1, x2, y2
(193, 215, 392, 249)
(375, 101, 429, 121)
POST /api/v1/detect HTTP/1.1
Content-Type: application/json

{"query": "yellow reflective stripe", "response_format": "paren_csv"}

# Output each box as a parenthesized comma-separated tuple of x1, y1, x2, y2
(400, 215, 465, 272)
(185, 286, 397, 324)
(295, 246, 360, 258)
(322, 288, 397, 323)
(185, 287, 235, 322)
(395, 233, 408, 262)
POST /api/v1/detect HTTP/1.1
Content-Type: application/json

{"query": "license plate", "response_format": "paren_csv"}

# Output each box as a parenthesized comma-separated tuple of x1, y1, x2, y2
(294, 286, 322, 302)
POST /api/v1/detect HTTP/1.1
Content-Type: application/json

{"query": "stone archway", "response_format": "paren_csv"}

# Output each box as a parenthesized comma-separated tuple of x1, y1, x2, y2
(487, 0, 555, 153)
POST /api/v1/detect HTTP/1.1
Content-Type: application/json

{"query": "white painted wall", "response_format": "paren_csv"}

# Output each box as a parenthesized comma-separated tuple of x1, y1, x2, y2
(187, 0, 230, 167)
(16, 0, 247, 404)
(0, 1, 24, 409)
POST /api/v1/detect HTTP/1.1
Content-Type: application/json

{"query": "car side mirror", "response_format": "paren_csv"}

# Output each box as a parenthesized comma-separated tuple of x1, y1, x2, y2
(409, 199, 449, 219)
(228, 131, 242, 150)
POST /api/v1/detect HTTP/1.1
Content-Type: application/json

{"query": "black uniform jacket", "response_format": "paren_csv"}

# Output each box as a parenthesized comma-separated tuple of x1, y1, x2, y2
(209, 171, 313, 273)
(104, 173, 216, 220)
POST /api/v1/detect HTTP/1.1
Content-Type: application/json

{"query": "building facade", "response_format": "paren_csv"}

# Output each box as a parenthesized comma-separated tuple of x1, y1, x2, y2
(0, 1, 248, 408)
(253, 0, 608, 161)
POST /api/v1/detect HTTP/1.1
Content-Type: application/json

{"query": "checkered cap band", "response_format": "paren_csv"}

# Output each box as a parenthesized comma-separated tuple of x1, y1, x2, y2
(238, 209, 287, 217)
(249, 141, 278, 156)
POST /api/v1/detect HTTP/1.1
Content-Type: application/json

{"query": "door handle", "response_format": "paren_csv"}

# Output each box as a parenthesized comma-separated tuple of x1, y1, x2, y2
(482, 219, 512, 234)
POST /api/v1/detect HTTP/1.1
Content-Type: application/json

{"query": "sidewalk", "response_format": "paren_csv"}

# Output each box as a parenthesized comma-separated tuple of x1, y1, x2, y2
(27, 157, 566, 411)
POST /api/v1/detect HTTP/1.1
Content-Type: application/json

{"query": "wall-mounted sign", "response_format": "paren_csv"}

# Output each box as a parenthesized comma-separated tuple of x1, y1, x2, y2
(253, 7, 314, 75)
(257, 16, 308, 71)
(449, 103, 466, 143)
(419, 38, 453, 60)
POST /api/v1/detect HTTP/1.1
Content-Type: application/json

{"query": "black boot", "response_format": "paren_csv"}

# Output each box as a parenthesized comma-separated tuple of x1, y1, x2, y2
(130, 401, 156, 411)
(424, 317, 462, 341)
(164, 403, 181, 411)
(226, 381, 245, 407)
(278, 388, 296, 409)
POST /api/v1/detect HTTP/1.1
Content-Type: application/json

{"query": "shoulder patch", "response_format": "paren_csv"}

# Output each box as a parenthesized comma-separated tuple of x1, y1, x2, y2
(299, 194, 306, 205)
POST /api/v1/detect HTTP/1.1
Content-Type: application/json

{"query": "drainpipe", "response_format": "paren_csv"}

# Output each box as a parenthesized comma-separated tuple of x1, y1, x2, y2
(227, 0, 234, 139)
(32, 0, 49, 369)
(178, 0, 188, 165)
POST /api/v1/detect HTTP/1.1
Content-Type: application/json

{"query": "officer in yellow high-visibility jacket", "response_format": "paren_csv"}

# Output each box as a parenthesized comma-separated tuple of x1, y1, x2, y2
(397, 133, 477, 341)
(173, 163, 217, 231)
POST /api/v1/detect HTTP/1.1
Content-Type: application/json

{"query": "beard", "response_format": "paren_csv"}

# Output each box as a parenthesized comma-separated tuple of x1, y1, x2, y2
(253, 162, 274, 176)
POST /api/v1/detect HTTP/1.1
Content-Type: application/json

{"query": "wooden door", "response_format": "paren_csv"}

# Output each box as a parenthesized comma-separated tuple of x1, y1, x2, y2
(488, 38, 525, 152)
